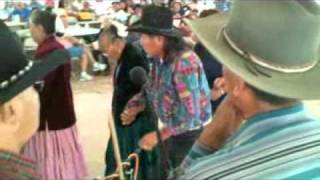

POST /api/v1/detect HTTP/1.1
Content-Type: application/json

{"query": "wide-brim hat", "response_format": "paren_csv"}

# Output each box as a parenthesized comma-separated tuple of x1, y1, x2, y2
(0, 20, 69, 104)
(128, 5, 183, 38)
(186, 0, 320, 100)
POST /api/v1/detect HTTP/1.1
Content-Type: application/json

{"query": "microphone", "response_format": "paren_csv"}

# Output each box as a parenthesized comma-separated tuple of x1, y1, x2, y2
(129, 66, 148, 86)
(129, 66, 173, 173)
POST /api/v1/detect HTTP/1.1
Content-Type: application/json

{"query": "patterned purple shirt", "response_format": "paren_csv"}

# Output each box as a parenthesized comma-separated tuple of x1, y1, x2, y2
(128, 51, 212, 136)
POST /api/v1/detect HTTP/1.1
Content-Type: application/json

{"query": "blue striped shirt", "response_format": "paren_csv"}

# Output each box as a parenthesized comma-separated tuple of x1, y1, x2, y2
(179, 103, 320, 179)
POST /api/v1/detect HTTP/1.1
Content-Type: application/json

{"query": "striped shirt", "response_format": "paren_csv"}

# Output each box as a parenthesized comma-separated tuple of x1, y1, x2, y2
(0, 150, 39, 179)
(179, 103, 320, 179)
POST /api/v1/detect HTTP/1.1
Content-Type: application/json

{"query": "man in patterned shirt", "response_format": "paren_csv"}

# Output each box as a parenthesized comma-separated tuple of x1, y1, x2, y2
(122, 5, 212, 178)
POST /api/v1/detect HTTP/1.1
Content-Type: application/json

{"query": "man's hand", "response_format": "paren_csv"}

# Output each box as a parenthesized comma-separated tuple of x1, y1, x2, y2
(120, 105, 145, 125)
(198, 96, 245, 150)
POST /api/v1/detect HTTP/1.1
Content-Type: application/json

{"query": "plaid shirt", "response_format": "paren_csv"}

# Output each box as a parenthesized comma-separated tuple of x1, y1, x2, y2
(0, 150, 39, 180)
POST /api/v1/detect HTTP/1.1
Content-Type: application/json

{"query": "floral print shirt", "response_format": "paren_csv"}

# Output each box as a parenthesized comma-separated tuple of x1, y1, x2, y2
(128, 51, 212, 136)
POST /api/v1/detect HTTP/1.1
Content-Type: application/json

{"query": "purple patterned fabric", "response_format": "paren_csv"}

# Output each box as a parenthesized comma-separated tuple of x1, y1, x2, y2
(22, 125, 88, 180)
(128, 51, 212, 135)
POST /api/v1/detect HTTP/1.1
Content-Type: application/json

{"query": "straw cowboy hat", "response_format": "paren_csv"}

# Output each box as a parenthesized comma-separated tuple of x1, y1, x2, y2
(186, 0, 320, 99)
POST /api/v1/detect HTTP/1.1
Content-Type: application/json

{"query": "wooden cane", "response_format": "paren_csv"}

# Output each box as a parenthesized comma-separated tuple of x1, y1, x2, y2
(108, 114, 125, 180)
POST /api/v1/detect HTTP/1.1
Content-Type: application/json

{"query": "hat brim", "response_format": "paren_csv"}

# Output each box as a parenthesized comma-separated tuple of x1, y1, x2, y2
(186, 13, 320, 100)
(128, 25, 183, 38)
(0, 49, 70, 104)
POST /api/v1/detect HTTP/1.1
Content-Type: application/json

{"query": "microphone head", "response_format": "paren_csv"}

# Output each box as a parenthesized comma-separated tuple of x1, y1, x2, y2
(130, 66, 148, 86)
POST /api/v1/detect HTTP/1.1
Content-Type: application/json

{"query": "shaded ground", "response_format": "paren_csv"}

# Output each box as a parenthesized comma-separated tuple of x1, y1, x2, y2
(72, 75, 320, 179)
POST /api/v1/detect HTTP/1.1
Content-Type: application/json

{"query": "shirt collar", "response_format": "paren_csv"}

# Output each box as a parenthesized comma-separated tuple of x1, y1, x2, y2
(245, 102, 304, 127)
(225, 103, 305, 146)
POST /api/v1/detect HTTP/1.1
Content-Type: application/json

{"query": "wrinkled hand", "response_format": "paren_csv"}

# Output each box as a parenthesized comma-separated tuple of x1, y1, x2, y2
(139, 131, 158, 151)
(211, 77, 226, 101)
(198, 95, 245, 150)
(120, 105, 144, 125)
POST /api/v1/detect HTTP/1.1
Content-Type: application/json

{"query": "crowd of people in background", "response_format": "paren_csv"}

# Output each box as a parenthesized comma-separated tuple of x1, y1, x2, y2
(0, 0, 228, 82)
(2, 0, 318, 180)
(0, 1, 230, 179)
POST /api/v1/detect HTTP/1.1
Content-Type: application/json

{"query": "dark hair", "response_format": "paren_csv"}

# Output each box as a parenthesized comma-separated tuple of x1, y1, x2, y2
(163, 36, 188, 63)
(58, 0, 64, 8)
(135, 4, 142, 10)
(247, 83, 298, 106)
(199, 9, 219, 18)
(30, 10, 56, 35)
(100, 25, 122, 42)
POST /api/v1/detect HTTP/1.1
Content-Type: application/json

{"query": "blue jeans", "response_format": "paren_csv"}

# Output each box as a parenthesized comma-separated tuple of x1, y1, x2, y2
(67, 46, 84, 60)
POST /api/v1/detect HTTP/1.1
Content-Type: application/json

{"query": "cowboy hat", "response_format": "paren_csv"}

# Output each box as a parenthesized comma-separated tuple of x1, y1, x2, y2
(0, 20, 69, 104)
(128, 5, 183, 38)
(186, 0, 320, 99)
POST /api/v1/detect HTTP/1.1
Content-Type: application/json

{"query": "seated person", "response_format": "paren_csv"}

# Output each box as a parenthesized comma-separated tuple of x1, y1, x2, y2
(0, 19, 68, 179)
(55, 9, 106, 81)
(9, 2, 31, 22)
(78, 1, 95, 22)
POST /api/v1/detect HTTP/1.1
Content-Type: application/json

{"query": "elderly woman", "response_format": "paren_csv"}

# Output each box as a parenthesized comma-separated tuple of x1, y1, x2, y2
(125, 5, 212, 178)
(0, 20, 68, 179)
(22, 10, 87, 179)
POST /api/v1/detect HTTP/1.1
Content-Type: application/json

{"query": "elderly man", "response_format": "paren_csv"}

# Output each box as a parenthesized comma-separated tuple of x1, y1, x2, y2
(0, 20, 68, 179)
(175, 0, 320, 179)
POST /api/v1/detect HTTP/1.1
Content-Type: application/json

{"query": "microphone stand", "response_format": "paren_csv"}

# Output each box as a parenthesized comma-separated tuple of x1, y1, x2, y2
(141, 82, 173, 179)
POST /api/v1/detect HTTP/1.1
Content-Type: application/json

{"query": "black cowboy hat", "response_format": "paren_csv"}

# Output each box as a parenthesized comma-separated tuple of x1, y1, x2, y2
(128, 5, 183, 38)
(0, 20, 69, 104)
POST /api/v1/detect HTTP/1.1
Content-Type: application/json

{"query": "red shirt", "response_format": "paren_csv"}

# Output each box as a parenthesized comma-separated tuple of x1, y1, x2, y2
(35, 36, 76, 131)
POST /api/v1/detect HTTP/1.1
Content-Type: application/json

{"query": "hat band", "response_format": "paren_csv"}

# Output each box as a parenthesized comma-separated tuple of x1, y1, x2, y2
(0, 61, 34, 89)
(222, 27, 317, 73)
(142, 26, 175, 33)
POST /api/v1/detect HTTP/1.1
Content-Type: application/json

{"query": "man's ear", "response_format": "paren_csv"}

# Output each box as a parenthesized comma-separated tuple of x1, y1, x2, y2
(232, 80, 246, 98)
(0, 100, 20, 132)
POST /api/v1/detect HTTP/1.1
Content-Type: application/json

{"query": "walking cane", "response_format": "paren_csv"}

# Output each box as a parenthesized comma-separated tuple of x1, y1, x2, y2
(95, 114, 140, 180)
(108, 114, 125, 180)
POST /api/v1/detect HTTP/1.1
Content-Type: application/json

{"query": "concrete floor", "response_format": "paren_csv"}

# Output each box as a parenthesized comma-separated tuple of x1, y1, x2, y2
(72, 75, 320, 179)
(72, 76, 112, 179)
